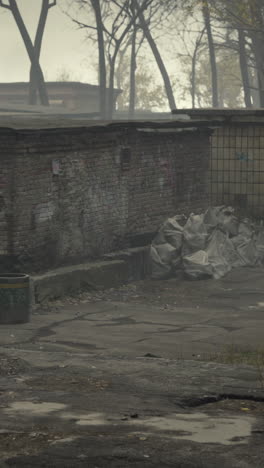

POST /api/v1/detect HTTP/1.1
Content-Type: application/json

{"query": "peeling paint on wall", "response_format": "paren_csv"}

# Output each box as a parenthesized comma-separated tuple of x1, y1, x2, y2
(33, 202, 55, 224)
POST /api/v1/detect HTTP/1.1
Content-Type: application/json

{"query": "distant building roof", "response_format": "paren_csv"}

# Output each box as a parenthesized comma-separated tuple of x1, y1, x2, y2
(0, 81, 122, 94)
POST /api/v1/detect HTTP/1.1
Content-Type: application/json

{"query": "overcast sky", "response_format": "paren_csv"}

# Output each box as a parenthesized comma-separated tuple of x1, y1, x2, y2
(0, 0, 187, 108)
(0, 0, 97, 83)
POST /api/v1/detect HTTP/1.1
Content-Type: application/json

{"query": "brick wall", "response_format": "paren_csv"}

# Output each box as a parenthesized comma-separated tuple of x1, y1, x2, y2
(0, 124, 210, 272)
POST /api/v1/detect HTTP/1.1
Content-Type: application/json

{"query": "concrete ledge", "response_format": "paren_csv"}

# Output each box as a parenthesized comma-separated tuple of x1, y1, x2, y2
(103, 246, 151, 281)
(32, 246, 150, 304)
(33, 259, 128, 304)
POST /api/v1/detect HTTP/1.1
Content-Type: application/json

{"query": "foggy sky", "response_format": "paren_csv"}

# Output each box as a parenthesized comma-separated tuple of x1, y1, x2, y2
(0, 0, 97, 83)
(0, 0, 185, 107)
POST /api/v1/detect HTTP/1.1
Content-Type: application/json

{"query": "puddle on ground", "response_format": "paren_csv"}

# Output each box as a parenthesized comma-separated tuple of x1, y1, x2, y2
(51, 436, 78, 445)
(130, 412, 254, 445)
(4, 401, 67, 416)
(60, 412, 107, 426)
(2, 403, 255, 445)
(61, 411, 254, 445)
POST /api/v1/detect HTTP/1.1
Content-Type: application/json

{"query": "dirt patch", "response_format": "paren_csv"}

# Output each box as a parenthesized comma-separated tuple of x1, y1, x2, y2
(201, 398, 264, 418)
(25, 374, 110, 392)
(43, 277, 213, 312)
(0, 354, 29, 377)
(0, 430, 66, 459)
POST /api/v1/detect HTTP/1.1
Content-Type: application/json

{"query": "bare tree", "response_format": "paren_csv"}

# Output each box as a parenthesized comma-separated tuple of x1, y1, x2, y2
(0, 0, 50, 106)
(90, 0, 107, 118)
(249, 0, 264, 106)
(238, 29, 252, 107)
(70, 0, 152, 118)
(29, 0, 56, 105)
(202, 0, 219, 107)
(210, 0, 264, 107)
(134, 0, 177, 110)
(129, 0, 137, 118)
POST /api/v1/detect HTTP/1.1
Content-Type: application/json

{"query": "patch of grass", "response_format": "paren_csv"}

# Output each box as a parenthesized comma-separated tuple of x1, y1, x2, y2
(208, 344, 264, 389)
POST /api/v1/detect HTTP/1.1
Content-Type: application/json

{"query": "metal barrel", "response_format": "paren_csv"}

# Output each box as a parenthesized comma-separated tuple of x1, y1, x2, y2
(0, 274, 31, 324)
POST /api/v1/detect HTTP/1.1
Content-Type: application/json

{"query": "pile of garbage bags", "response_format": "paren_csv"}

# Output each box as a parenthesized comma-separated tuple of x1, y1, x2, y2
(150, 206, 264, 280)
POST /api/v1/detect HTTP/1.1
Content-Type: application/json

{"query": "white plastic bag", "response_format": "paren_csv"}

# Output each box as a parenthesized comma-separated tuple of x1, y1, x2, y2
(151, 216, 184, 279)
(183, 214, 208, 253)
(206, 230, 237, 279)
(183, 250, 213, 279)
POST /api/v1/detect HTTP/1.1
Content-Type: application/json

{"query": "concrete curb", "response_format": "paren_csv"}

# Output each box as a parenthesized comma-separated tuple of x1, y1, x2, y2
(32, 246, 150, 304)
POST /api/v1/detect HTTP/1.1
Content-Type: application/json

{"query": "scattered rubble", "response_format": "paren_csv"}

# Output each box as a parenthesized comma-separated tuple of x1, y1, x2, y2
(151, 207, 264, 280)
(0, 355, 29, 377)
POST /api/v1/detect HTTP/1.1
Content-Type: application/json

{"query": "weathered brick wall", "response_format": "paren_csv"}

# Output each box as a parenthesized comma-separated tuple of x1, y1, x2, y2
(0, 147, 13, 262)
(0, 125, 210, 272)
(128, 130, 209, 237)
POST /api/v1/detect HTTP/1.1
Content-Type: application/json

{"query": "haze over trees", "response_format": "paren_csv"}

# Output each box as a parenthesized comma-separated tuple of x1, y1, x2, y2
(1, 0, 264, 116)
(0, 0, 56, 105)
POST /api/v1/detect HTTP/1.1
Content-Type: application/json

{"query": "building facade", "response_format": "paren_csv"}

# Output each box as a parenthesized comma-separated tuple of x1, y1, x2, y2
(0, 82, 121, 113)
(0, 118, 211, 272)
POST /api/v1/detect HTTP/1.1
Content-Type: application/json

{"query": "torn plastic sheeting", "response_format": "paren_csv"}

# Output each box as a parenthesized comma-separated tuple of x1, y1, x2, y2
(150, 206, 264, 281)
(231, 221, 259, 267)
(151, 217, 184, 279)
(153, 217, 184, 249)
(256, 230, 264, 262)
(150, 245, 172, 280)
(183, 250, 213, 279)
(183, 214, 208, 253)
(204, 206, 239, 237)
(206, 230, 236, 279)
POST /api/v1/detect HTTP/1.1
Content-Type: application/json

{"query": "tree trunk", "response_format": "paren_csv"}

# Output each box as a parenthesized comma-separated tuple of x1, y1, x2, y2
(9, 0, 49, 106)
(255, 47, 264, 107)
(191, 54, 196, 108)
(107, 56, 118, 119)
(91, 0, 107, 119)
(248, 65, 260, 107)
(238, 29, 252, 108)
(129, 24, 137, 118)
(107, 0, 152, 118)
(135, 0, 176, 111)
(251, 36, 264, 107)
(249, 1, 264, 107)
(258, 71, 264, 107)
(29, 0, 51, 105)
(191, 30, 205, 109)
(115, 48, 127, 109)
(202, 1, 219, 107)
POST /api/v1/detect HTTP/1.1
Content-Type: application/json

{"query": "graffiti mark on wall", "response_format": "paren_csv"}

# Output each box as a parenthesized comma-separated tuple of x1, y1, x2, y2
(236, 152, 252, 162)
(33, 202, 55, 224)
(159, 157, 174, 189)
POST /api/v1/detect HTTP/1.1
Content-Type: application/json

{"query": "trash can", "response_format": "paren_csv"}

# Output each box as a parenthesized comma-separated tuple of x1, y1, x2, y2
(0, 274, 31, 324)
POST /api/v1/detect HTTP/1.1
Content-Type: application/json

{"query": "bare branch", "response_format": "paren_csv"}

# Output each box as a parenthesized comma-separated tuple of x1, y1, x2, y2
(0, 0, 11, 9)
(71, 16, 97, 31)
(48, 0, 56, 8)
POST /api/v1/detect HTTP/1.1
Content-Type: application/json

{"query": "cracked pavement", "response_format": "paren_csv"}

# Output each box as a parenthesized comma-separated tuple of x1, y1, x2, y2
(1, 267, 264, 466)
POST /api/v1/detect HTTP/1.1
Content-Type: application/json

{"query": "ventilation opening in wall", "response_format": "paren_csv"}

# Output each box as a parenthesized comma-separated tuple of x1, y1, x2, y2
(121, 147, 131, 171)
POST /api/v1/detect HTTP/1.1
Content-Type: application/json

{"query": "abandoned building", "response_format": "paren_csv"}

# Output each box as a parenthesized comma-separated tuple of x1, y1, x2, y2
(0, 82, 121, 113)
(1, 109, 264, 274)
(0, 117, 210, 272)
